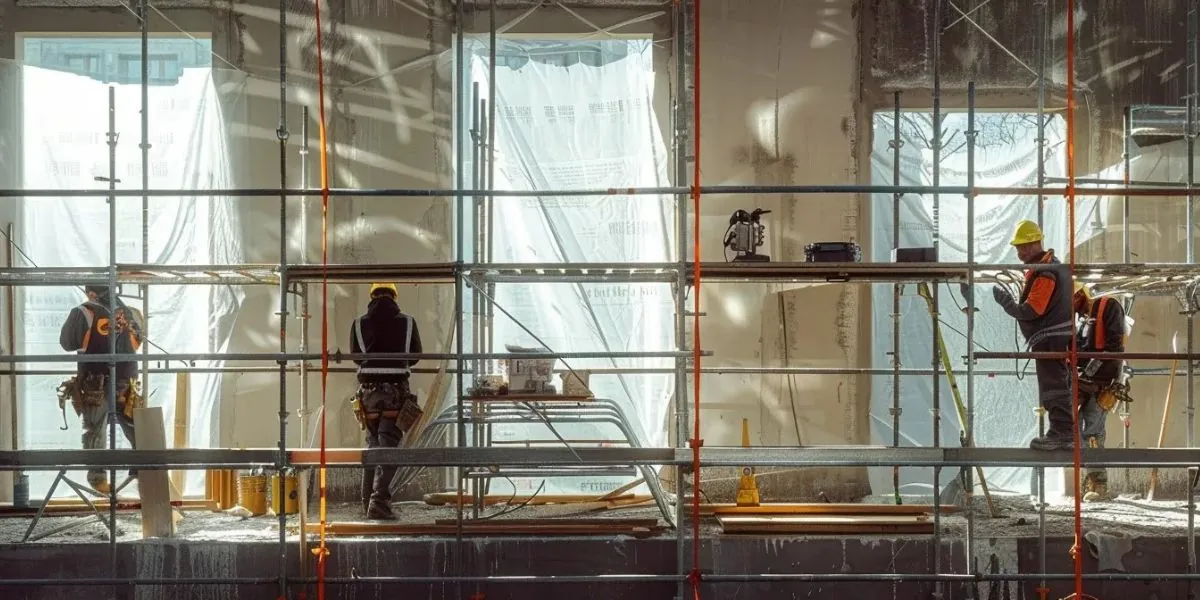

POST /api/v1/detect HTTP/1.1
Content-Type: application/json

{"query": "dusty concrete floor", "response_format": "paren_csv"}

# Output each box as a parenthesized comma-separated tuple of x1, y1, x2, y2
(0, 492, 1193, 544)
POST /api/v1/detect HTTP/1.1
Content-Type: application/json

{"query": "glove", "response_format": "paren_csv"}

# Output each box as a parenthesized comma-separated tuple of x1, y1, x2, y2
(958, 283, 975, 306)
(992, 285, 1017, 311)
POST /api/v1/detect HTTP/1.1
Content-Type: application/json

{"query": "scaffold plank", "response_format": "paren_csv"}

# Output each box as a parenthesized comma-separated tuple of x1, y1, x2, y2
(2, 446, 1199, 470)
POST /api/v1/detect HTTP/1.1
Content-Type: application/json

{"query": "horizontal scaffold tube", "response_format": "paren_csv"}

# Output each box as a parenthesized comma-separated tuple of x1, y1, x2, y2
(11, 572, 1200, 587)
(0, 350, 702, 364)
(3, 184, 1200, 198)
(977, 351, 1200, 360)
(3, 447, 1200, 470)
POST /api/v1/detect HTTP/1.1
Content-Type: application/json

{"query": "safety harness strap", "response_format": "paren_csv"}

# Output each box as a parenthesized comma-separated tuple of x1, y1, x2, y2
(353, 314, 415, 376)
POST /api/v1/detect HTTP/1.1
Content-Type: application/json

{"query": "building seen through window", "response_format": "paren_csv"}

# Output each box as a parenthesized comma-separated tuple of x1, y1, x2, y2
(22, 37, 212, 85)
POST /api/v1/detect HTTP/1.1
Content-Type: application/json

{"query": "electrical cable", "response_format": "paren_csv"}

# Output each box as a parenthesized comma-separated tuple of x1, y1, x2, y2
(312, 0, 332, 597)
(472, 478, 547, 521)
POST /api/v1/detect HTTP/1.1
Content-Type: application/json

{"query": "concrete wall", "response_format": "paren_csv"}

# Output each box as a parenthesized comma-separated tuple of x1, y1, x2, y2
(691, 0, 871, 501)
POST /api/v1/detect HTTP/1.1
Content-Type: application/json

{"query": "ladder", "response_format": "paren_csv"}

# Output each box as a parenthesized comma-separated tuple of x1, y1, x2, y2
(915, 282, 1000, 518)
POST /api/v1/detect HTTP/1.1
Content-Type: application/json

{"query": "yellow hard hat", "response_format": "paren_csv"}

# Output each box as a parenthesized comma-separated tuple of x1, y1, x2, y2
(1073, 280, 1090, 299)
(1009, 220, 1044, 246)
(369, 282, 398, 297)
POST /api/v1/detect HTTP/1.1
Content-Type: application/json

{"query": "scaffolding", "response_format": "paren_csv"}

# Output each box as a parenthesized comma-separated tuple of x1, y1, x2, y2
(3, 0, 1200, 599)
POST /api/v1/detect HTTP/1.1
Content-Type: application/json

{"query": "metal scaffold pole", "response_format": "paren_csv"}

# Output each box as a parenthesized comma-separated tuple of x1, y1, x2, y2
(1188, 1, 1199, 593)
(105, 82, 121, 596)
(965, 80, 978, 586)
(1035, 0, 1048, 228)
(929, 3, 944, 598)
(673, 0, 693, 597)
(453, 1, 469, 598)
(275, 0, 291, 597)
(890, 91, 903, 507)
(138, 0, 151, 447)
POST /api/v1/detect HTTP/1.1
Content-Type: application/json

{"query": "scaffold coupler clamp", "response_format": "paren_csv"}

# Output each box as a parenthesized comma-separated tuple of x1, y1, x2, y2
(684, 437, 704, 474)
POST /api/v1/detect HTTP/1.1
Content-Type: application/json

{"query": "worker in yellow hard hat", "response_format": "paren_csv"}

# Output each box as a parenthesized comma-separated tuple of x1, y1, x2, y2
(992, 219, 1076, 451)
(348, 282, 424, 520)
(1072, 282, 1129, 502)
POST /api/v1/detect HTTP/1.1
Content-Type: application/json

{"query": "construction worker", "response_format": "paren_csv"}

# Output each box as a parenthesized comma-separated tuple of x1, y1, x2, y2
(349, 282, 424, 520)
(57, 285, 145, 493)
(1073, 282, 1127, 502)
(991, 220, 1076, 450)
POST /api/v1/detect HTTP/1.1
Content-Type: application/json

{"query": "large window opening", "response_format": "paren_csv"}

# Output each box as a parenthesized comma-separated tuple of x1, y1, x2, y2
(868, 110, 1073, 497)
(18, 35, 237, 498)
(458, 38, 674, 495)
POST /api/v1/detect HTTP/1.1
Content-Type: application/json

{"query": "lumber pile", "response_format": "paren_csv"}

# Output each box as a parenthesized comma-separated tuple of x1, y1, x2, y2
(713, 503, 948, 535)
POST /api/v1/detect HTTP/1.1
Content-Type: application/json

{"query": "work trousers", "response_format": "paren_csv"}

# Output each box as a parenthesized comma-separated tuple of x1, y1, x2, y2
(81, 378, 137, 487)
(1079, 392, 1107, 481)
(1035, 358, 1074, 435)
(360, 383, 407, 507)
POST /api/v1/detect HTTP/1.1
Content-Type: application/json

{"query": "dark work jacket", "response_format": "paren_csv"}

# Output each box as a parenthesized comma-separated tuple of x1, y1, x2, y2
(1078, 296, 1127, 384)
(59, 298, 143, 380)
(1011, 250, 1075, 351)
(350, 296, 423, 384)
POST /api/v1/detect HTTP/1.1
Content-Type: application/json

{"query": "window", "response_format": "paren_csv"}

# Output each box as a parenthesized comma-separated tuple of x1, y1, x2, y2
(868, 110, 1069, 496)
(456, 38, 674, 495)
(18, 35, 229, 498)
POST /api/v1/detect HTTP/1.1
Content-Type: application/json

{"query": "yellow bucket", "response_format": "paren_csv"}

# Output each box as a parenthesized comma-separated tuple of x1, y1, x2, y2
(271, 473, 299, 515)
(238, 474, 268, 517)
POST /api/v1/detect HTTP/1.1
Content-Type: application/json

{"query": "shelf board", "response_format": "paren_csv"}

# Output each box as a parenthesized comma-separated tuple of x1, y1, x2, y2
(284, 263, 459, 283)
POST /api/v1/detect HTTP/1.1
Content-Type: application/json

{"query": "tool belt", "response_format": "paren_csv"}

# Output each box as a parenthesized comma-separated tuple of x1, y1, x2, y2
(351, 382, 422, 434)
(1096, 381, 1131, 413)
(56, 375, 145, 427)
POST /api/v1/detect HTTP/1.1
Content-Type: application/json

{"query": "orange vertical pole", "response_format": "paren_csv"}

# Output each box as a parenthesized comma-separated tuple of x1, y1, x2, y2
(1065, 1, 1084, 598)
(311, 1, 332, 599)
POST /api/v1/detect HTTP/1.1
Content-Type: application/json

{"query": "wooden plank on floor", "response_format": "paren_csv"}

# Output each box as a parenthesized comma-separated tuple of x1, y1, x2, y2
(304, 521, 663, 538)
(0, 499, 211, 518)
(423, 492, 643, 506)
(171, 373, 190, 494)
(717, 514, 934, 535)
(133, 407, 175, 538)
(432, 517, 659, 527)
(699, 503, 956, 516)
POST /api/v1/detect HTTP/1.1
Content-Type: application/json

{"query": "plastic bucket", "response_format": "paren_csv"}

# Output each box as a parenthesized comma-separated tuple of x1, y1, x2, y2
(270, 473, 299, 515)
(238, 474, 268, 517)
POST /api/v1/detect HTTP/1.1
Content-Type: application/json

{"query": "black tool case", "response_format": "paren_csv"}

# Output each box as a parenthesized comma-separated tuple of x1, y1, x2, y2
(804, 242, 862, 263)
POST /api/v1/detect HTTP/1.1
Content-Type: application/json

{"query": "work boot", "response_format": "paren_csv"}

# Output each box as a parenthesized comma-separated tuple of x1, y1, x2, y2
(1083, 474, 1108, 502)
(1029, 431, 1074, 451)
(366, 501, 396, 521)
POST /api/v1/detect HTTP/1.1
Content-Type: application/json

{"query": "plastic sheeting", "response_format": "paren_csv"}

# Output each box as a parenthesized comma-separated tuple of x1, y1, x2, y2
(20, 65, 242, 497)
(466, 39, 674, 495)
(869, 111, 1108, 497)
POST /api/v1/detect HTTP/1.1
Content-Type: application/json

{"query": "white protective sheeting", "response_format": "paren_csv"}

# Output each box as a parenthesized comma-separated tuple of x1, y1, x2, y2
(20, 66, 242, 497)
(467, 39, 674, 495)
(869, 112, 1108, 497)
